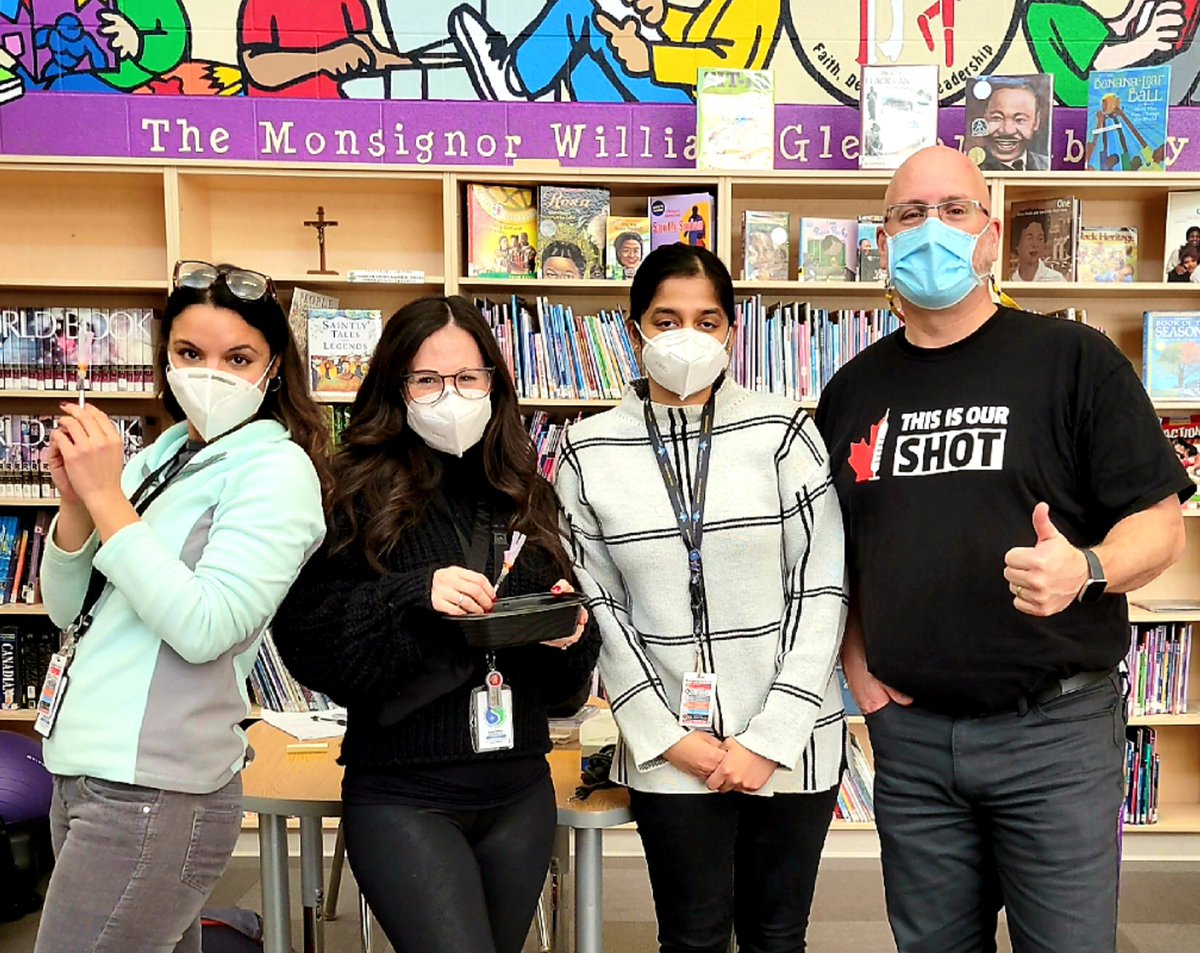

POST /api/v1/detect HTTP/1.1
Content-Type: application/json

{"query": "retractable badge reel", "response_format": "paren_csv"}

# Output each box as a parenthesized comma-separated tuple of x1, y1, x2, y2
(470, 653, 514, 752)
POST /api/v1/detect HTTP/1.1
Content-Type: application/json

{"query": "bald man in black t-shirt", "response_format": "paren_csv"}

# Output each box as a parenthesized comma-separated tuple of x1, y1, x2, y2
(817, 146, 1189, 953)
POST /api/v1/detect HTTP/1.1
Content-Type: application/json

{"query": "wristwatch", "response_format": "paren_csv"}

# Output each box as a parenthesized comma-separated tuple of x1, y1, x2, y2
(1076, 548, 1107, 604)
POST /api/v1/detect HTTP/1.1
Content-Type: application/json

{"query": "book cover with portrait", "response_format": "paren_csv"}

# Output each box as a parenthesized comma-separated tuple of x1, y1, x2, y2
(859, 64, 939, 171)
(1007, 197, 1079, 282)
(964, 73, 1054, 172)
(537, 186, 610, 279)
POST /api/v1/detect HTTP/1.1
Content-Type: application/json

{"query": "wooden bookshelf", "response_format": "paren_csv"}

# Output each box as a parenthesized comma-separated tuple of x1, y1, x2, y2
(4, 158, 1200, 859)
(0, 498, 61, 508)
(0, 604, 47, 616)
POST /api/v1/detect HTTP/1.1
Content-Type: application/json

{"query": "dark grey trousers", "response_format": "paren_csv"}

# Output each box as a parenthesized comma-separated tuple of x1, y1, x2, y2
(867, 673, 1126, 953)
(34, 774, 243, 953)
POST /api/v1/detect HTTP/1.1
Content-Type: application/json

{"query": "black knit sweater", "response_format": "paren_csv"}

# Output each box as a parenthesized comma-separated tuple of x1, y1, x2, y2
(272, 447, 600, 770)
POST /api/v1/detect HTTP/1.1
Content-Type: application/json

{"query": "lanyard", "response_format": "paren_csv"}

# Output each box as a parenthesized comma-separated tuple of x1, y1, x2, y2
(432, 491, 507, 578)
(64, 445, 197, 651)
(642, 392, 716, 671)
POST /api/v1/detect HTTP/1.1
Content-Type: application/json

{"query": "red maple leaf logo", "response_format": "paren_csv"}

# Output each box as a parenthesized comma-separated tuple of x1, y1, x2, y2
(848, 411, 890, 483)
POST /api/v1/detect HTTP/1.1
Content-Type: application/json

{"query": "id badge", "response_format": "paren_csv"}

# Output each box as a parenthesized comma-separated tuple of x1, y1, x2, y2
(470, 684, 515, 752)
(34, 652, 71, 738)
(679, 672, 718, 730)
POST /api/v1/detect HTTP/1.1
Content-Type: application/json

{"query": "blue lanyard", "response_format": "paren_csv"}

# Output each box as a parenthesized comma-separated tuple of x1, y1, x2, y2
(642, 392, 716, 669)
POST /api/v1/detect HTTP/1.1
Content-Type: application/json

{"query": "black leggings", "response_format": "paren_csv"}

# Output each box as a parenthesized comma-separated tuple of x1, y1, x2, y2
(629, 785, 840, 953)
(342, 777, 556, 953)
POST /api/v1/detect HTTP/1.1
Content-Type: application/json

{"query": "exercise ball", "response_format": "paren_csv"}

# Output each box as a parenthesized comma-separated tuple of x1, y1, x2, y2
(0, 732, 51, 826)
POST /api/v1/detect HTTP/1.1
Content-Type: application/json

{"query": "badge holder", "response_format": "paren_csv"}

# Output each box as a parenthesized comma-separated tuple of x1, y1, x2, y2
(470, 653, 514, 752)
(34, 623, 83, 738)
(679, 646, 718, 731)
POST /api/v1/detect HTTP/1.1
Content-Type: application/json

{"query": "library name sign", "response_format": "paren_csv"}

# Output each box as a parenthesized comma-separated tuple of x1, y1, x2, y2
(3, 94, 1200, 171)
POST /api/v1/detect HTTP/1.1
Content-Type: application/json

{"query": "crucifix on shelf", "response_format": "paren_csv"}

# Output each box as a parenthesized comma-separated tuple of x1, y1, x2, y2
(304, 206, 339, 275)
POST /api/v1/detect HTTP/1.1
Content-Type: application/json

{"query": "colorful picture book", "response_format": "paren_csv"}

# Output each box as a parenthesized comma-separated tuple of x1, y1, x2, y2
(741, 211, 791, 281)
(1164, 191, 1200, 274)
(1008, 197, 1080, 282)
(1077, 227, 1138, 282)
(1163, 415, 1200, 509)
(1126, 623, 1193, 717)
(835, 733, 875, 824)
(649, 192, 715, 251)
(286, 288, 338, 354)
(0, 306, 155, 393)
(859, 64, 939, 170)
(537, 186, 610, 279)
(1144, 311, 1200, 400)
(606, 217, 650, 280)
(249, 629, 336, 713)
(467, 184, 539, 278)
(307, 309, 382, 396)
(963, 73, 1054, 172)
(856, 216, 883, 282)
(0, 509, 54, 608)
(526, 411, 583, 482)
(799, 218, 856, 281)
(1086, 66, 1170, 172)
(1124, 725, 1160, 825)
(696, 68, 775, 171)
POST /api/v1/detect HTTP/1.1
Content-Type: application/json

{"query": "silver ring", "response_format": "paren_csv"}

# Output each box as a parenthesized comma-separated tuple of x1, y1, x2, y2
(457, 593, 466, 607)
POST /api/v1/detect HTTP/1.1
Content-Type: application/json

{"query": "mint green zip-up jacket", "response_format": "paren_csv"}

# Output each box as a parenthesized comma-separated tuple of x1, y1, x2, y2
(40, 419, 325, 794)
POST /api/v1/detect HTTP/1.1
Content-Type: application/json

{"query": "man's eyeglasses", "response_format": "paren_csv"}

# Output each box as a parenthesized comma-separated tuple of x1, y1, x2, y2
(884, 200, 989, 231)
(173, 260, 277, 302)
(404, 368, 495, 405)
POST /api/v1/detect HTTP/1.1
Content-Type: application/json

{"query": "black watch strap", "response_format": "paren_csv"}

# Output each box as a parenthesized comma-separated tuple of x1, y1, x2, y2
(1077, 548, 1107, 603)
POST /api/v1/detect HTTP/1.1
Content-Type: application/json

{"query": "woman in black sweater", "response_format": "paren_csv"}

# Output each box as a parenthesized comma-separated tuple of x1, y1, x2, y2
(273, 295, 600, 953)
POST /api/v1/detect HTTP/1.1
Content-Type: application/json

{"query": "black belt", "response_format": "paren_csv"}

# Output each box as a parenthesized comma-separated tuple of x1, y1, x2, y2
(1014, 669, 1113, 717)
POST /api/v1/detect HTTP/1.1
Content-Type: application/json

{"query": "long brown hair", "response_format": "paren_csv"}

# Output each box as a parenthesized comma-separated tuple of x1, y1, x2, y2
(157, 273, 333, 502)
(331, 295, 568, 575)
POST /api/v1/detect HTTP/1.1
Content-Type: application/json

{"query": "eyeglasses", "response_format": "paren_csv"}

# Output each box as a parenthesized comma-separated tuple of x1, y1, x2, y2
(884, 200, 989, 231)
(403, 368, 495, 404)
(173, 260, 277, 302)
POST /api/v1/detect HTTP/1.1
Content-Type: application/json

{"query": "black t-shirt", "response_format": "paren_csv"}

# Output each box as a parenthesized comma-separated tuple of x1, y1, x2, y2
(815, 307, 1191, 715)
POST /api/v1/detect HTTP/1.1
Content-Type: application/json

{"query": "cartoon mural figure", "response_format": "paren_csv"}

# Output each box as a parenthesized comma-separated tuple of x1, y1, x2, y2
(237, 0, 408, 97)
(1027, 0, 1200, 105)
(448, 0, 781, 103)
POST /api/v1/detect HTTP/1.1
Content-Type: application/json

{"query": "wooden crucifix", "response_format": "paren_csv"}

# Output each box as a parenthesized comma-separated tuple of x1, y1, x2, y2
(304, 206, 339, 275)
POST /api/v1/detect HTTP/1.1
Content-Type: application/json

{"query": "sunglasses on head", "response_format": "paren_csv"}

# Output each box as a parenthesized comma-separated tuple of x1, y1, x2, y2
(173, 260, 277, 302)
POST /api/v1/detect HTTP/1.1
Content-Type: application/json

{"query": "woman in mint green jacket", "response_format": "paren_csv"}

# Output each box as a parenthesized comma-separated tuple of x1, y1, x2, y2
(34, 261, 330, 953)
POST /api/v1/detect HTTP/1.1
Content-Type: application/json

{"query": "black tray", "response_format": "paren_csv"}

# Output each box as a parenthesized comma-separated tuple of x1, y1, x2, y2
(447, 592, 586, 649)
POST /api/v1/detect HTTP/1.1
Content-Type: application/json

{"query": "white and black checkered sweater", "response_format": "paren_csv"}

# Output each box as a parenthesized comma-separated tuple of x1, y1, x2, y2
(555, 378, 848, 794)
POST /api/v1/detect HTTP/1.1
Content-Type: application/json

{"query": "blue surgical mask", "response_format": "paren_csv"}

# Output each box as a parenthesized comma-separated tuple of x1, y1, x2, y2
(886, 218, 989, 311)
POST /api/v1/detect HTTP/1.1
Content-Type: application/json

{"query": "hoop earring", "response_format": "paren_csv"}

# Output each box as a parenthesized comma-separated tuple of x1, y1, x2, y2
(269, 377, 282, 393)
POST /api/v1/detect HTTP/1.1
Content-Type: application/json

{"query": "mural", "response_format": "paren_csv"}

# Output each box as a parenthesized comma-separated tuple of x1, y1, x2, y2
(1, 0, 1199, 106)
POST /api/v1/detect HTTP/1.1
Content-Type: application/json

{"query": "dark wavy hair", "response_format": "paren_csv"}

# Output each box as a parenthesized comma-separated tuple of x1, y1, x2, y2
(330, 295, 569, 576)
(156, 271, 333, 502)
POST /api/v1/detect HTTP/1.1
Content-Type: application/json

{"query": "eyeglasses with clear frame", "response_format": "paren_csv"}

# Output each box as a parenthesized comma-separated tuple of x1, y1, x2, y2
(403, 368, 495, 404)
(173, 260, 277, 302)
(883, 200, 990, 232)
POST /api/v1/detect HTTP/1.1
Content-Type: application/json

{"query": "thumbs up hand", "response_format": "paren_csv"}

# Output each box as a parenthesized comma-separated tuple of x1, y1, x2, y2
(1003, 502, 1090, 617)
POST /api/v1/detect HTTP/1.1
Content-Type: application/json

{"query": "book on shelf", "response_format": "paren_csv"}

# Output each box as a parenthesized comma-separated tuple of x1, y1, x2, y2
(467, 184, 539, 278)
(963, 73, 1054, 172)
(0, 414, 141, 500)
(799, 218, 857, 281)
(1126, 622, 1191, 717)
(0, 306, 155, 393)
(0, 510, 53, 606)
(1086, 66, 1170, 172)
(696, 67, 774, 171)
(286, 288, 338, 354)
(1008, 197, 1079, 282)
(0, 619, 57, 710)
(856, 217, 883, 282)
(859, 64, 939, 170)
(1162, 414, 1200, 509)
(537, 186, 610, 280)
(306, 309, 382, 396)
(835, 732, 875, 823)
(649, 192, 715, 251)
(1131, 598, 1200, 612)
(741, 211, 791, 281)
(1143, 311, 1200, 401)
(478, 295, 636, 402)
(1077, 227, 1137, 283)
(325, 404, 352, 447)
(1164, 191, 1200, 274)
(1124, 726, 1160, 825)
(732, 298, 899, 400)
(249, 629, 335, 713)
(606, 216, 650, 280)
(526, 411, 582, 482)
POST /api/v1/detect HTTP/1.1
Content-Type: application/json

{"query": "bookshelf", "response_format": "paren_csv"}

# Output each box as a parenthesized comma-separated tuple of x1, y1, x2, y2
(3, 157, 1200, 860)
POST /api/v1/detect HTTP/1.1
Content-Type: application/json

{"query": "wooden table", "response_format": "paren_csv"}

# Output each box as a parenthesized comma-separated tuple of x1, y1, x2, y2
(241, 723, 633, 953)
(241, 721, 343, 953)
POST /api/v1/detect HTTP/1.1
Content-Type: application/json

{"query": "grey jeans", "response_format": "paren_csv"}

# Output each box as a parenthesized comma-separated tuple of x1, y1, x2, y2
(868, 672, 1126, 953)
(34, 773, 243, 953)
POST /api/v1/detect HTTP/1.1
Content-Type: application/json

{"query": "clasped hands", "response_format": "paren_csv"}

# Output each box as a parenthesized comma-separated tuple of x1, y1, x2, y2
(664, 731, 777, 794)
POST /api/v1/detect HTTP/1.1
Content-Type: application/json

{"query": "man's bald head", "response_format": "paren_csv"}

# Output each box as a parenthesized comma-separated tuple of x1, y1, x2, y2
(884, 146, 992, 212)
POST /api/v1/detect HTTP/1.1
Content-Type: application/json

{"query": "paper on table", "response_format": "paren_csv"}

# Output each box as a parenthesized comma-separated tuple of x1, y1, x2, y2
(260, 707, 348, 741)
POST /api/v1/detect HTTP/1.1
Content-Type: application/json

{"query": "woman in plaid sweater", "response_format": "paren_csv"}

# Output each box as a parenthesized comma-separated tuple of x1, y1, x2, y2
(555, 245, 848, 953)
